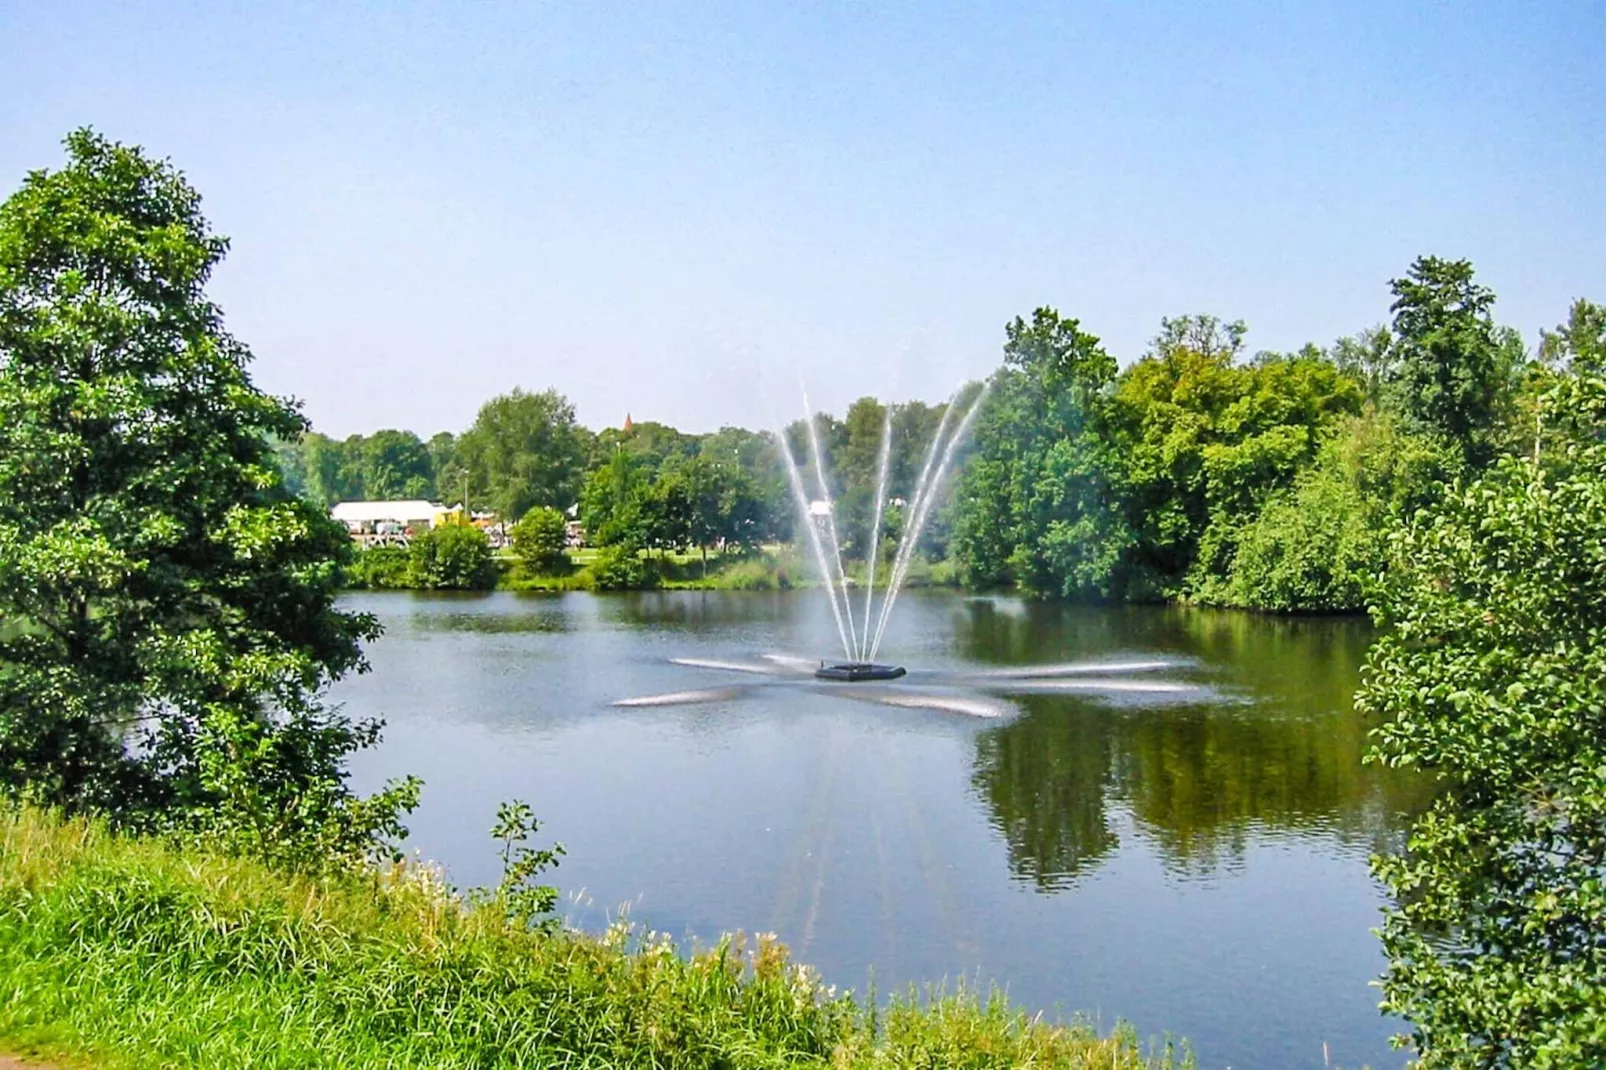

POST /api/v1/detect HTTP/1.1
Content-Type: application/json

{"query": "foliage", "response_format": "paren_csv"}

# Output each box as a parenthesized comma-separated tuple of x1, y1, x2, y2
(1359, 370, 1606, 1066)
(953, 308, 1122, 597)
(1540, 297, 1606, 377)
(479, 799, 564, 932)
(342, 545, 412, 590)
(406, 522, 496, 590)
(457, 388, 589, 521)
(581, 448, 651, 548)
(1203, 410, 1459, 611)
(955, 309, 1362, 602)
(0, 807, 1188, 1070)
(0, 129, 414, 867)
(587, 543, 657, 591)
(511, 505, 569, 573)
(276, 429, 440, 506)
(1388, 256, 1518, 467)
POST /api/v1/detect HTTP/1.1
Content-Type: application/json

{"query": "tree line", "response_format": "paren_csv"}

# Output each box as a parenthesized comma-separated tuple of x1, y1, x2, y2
(273, 384, 967, 575)
(953, 262, 1604, 612)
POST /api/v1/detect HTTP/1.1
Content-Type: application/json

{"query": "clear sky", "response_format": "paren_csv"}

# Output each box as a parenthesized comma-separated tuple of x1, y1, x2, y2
(3, 2, 1602, 438)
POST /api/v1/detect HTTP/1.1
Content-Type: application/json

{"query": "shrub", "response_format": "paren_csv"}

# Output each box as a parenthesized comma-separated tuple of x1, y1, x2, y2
(587, 544, 657, 591)
(512, 506, 570, 574)
(407, 523, 497, 590)
(344, 546, 411, 589)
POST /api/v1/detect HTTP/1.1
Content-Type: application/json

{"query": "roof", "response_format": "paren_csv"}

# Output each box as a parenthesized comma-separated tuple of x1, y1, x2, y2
(329, 500, 445, 523)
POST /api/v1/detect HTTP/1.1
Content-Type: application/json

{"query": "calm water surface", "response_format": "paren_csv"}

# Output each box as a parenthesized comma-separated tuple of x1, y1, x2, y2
(337, 590, 1431, 1070)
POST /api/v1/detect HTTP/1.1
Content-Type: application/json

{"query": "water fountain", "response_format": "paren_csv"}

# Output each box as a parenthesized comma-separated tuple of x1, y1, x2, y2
(613, 378, 1196, 717)
(777, 380, 992, 681)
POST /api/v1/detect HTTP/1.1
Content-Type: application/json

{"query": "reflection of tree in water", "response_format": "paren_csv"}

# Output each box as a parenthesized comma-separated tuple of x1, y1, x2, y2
(960, 599, 1436, 886)
(598, 591, 804, 632)
(972, 697, 1118, 889)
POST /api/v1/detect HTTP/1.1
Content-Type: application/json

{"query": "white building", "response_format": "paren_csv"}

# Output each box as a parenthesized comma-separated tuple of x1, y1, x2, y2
(330, 500, 446, 545)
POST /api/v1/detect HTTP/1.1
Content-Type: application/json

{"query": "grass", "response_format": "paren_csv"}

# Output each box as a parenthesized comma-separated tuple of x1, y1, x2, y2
(0, 807, 1190, 1069)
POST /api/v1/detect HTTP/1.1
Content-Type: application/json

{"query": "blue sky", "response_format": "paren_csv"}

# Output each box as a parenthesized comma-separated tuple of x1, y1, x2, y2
(3, 2, 1602, 436)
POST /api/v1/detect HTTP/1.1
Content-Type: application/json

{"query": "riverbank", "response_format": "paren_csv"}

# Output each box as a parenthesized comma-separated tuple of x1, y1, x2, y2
(0, 808, 1188, 1069)
(346, 544, 962, 594)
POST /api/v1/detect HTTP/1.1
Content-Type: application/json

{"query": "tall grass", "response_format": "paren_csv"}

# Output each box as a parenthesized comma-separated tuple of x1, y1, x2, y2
(0, 808, 1189, 1069)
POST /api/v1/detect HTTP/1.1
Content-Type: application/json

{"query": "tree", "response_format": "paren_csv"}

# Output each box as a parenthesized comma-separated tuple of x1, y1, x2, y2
(1149, 313, 1247, 361)
(302, 431, 353, 505)
(1359, 369, 1606, 1065)
(953, 308, 1123, 597)
(426, 431, 460, 499)
(0, 130, 415, 863)
(407, 521, 496, 590)
(1540, 297, 1606, 376)
(511, 505, 569, 573)
(457, 388, 588, 522)
(1218, 409, 1457, 611)
(699, 426, 789, 542)
(1329, 325, 1396, 404)
(1388, 256, 1514, 466)
(580, 448, 651, 549)
(351, 429, 434, 500)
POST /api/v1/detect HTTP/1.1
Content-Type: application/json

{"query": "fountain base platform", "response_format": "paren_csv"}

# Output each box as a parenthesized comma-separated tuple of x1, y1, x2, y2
(814, 662, 907, 682)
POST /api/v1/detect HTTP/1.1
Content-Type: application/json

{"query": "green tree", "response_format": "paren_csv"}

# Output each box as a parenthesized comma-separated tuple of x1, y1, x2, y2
(699, 426, 789, 542)
(457, 388, 588, 522)
(426, 431, 460, 499)
(0, 130, 416, 862)
(407, 522, 496, 590)
(954, 308, 1122, 597)
(1359, 369, 1606, 1066)
(592, 419, 698, 472)
(1329, 325, 1395, 405)
(511, 505, 569, 573)
(1540, 297, 1606, 376)
(351, 429, 434, 500)
(580, 448, 652, 549)
(1220, 409, 1458, 611)
(302, 431, 353, 505)
(1388, 256, 1514, 466)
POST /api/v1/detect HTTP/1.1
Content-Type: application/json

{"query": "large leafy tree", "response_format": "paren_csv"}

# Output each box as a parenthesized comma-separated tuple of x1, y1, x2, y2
(350, 428, 434, 500)
(0, 130, 415, 862)
(953, 307, 1122, 597)
(580, 448, 652, 548)
(457, 387, 589, 521)
(1388, 256, 1515, 466)
(1360, 368, 1606, 1065)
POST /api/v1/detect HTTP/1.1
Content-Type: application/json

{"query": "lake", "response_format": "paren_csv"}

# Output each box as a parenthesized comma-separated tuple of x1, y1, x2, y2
(337, 590, 1431, 1069)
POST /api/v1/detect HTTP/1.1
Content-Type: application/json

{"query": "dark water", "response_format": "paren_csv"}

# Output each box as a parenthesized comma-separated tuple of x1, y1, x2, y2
(337, 590, 1431, 1070)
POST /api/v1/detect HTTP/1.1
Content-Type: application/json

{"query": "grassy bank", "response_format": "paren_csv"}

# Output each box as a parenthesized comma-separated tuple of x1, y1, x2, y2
(0, 808, 1188, 1069)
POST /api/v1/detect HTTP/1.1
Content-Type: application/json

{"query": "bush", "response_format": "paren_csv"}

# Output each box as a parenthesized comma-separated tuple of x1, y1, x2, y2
(407, 523, 497, 590)
(587, 544, 658, 591)
(512, 506, 570, 574)
(343, 546, 411, 589)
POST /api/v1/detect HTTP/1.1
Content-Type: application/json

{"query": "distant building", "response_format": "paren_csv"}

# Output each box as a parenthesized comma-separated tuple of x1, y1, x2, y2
(330, 500, 447, 546)
(623, 412, 634, 433)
